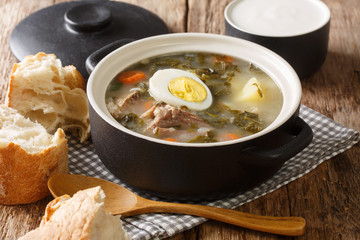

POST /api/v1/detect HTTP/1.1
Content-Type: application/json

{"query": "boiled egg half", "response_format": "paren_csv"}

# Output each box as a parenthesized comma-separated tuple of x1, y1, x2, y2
(149, 69, 213, 111)
(238, 77, 264, 102)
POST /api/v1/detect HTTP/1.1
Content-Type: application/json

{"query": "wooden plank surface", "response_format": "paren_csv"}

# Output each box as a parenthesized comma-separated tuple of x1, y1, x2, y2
(0, 0, 359, 239)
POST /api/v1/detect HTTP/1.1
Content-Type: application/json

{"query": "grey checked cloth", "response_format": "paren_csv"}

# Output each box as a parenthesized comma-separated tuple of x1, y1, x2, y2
(68, 105, 359, 240)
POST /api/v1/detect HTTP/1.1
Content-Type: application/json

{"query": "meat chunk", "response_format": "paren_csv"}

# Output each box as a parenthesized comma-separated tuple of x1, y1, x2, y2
(117, 91, 142, 109)
(106, 90, 141, 119)
(141, 103, 212, 130)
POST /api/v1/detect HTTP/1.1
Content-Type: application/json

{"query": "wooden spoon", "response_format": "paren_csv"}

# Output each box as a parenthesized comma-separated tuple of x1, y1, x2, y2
(48, 174, 305, 236)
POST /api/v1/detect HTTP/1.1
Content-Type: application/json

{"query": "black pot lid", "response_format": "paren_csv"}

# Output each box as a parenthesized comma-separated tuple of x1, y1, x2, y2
(10, 0, 169, 79)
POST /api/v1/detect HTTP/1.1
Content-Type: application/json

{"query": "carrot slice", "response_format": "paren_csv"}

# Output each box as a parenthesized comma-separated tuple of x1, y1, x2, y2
(163, 138, 177, 142)
(214, 55, 233, 63)
(223, 55, 233, 62)
(118, 70, 146, 84)
(144, 101, 154, 111)
(222, 133, 240, 141)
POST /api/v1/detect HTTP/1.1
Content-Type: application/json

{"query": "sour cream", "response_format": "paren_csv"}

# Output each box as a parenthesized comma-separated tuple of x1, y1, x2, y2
(225, 0, 330, 37)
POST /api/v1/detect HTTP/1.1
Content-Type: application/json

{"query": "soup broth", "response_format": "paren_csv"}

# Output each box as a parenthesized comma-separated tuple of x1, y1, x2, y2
(105, 52, 283, 143)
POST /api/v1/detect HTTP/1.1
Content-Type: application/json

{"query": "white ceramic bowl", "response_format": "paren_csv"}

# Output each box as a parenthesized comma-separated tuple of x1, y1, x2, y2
(225, 0, 331, 79)
(88, 33, 302, 146)
(87, 33, 313, 200)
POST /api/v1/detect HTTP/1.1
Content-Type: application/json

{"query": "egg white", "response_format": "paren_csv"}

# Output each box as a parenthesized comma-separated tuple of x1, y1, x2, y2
(149, 69, 213, 111)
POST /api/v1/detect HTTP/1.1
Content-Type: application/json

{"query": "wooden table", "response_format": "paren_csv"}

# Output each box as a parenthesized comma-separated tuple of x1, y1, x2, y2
(1, 0, 359, 239)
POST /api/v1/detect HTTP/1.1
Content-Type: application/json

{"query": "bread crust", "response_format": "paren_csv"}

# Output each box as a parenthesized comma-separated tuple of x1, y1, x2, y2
(18, 187, 131, 240)
(6, 52, 90, 142)
(63, 65, 86, 90)
(0, 129, 68, 205)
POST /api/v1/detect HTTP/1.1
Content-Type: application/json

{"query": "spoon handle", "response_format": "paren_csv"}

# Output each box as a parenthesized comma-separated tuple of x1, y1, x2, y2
(143, 200, 305, 236)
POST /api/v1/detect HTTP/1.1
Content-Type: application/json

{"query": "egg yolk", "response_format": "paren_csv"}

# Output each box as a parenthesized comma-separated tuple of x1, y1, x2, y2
(168, 77, 207, 102)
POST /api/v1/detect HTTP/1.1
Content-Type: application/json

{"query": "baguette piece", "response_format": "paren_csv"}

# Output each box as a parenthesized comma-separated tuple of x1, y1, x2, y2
(0, 105, 68, 205)
(19, 186, 131, 240)
(5, 52, 90, 142)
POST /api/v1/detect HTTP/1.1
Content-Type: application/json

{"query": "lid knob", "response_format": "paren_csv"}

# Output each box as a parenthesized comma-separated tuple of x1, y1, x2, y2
(64, 3, 112, 32)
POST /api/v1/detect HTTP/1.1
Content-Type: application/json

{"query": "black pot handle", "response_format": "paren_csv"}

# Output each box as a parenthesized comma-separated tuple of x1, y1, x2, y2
(243, 117, 313, 167)
(85, 38, 135, 74)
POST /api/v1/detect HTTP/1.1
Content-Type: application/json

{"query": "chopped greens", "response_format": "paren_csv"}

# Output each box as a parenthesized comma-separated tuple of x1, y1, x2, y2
(134, 82, 149, 96)
(119, 113, 144, 130)
(188, 130, 217, 143)
(107, 81, 123, 91)
(231, 110, 264, 133)
(143, 53, 239, 98)
(198, 103, 263, 133)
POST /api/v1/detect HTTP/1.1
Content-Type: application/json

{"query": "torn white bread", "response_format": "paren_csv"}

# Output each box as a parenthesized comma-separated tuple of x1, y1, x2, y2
(5, 52, 90, 142)
(0, 105, 68, 205)
(19, 186, 131, 240)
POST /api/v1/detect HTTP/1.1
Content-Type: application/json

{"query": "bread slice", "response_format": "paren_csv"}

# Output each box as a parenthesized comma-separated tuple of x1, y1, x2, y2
(5, 52, 90, 142)
(19, 186, 131, 240)
(0, 105, 68, 205)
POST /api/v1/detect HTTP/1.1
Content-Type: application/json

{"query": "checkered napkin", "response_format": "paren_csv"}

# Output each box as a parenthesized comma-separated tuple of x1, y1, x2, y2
(68, 105, 359, 240)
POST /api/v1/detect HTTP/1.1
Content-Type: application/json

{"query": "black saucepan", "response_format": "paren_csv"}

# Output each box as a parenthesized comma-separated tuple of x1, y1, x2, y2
(87, 33, 313, 201)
